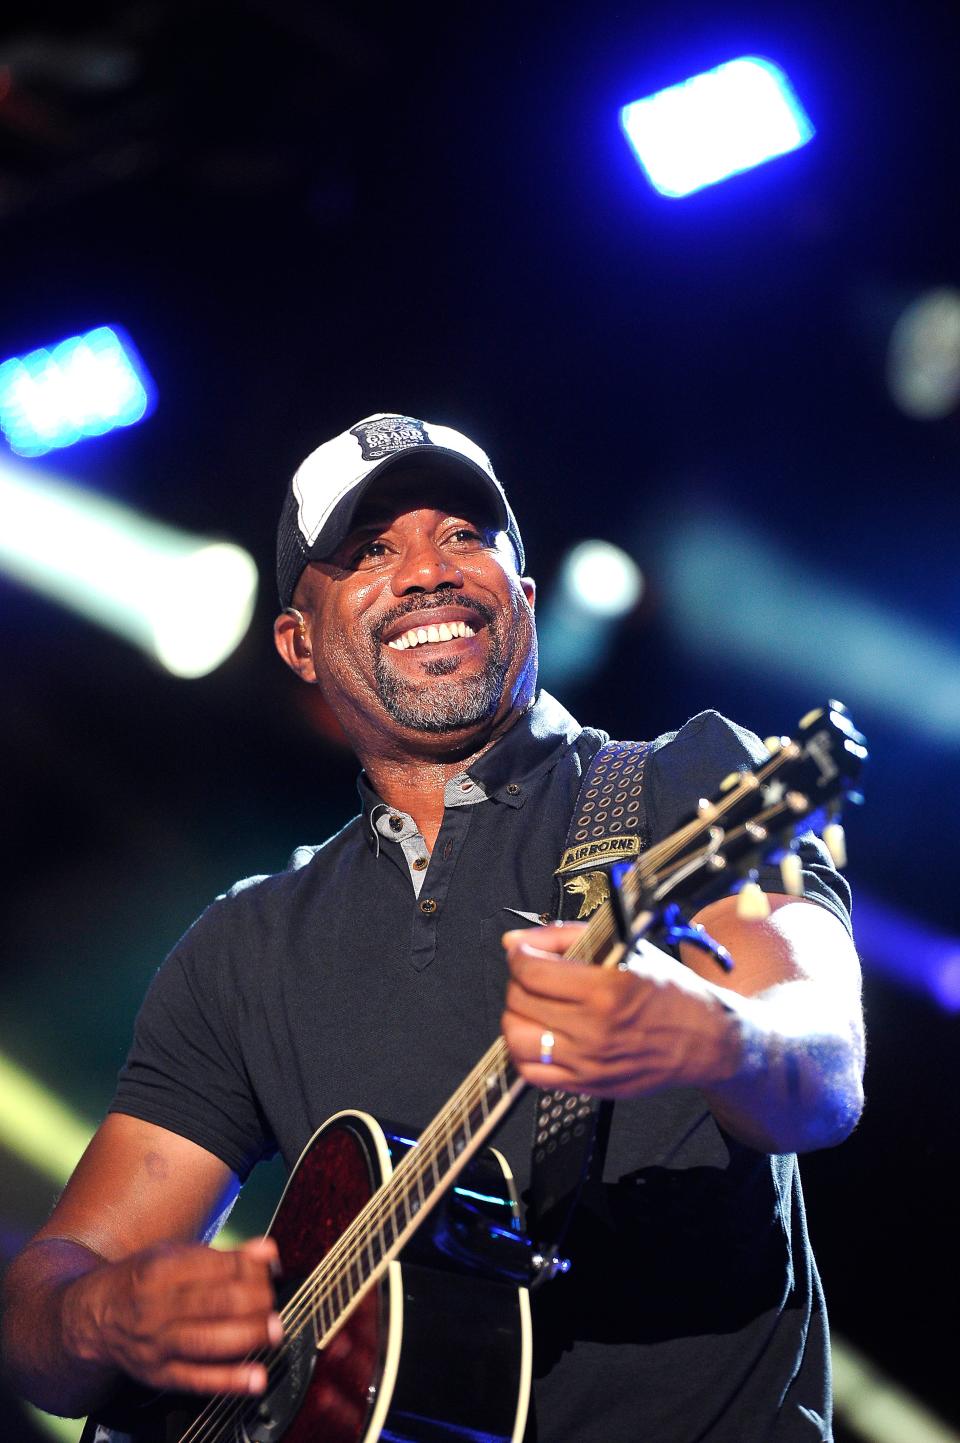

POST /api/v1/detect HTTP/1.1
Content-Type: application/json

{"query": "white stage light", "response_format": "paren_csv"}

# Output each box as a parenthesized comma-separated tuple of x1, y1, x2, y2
(887, 287, 960, 420)
(563, 540, 644, 618)
(620, 57, 814, 199)
(539, 540, 644, 688)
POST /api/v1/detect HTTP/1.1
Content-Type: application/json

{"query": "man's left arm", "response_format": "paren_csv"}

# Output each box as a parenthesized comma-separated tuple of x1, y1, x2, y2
(502, 894, 865, 1155)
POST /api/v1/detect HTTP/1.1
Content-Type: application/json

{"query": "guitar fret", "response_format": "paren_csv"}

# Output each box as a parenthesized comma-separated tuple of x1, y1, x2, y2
(317, 1290, 333, 1341)
(441, 1113, 456, 1170)
(347, 1254, 363, 1298)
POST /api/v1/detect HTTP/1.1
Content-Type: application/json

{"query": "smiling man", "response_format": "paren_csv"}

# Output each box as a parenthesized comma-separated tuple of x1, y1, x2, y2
(2, 413, 865, 1443)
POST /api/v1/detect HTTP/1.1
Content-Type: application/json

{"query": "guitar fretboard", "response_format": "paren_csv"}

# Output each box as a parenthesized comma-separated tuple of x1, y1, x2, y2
(288, 1034, 524, 1347)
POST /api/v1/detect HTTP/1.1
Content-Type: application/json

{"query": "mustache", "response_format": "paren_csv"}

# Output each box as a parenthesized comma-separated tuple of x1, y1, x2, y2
(372, 594, 497, 643)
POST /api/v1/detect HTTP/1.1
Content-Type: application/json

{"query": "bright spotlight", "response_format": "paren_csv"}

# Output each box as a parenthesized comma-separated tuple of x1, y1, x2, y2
(539, 540, 643, 688)
(0, 325, 155, 457)
(563, 541, 644, 618)
(620, 56, 814, 198)
(0, 459, 258, 678)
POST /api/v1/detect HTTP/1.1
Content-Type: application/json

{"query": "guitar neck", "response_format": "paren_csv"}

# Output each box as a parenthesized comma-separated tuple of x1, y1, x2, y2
(294, 1035, 526, 1349)
(294, 920, 620, 1347)
(290, 702, 867, 1351)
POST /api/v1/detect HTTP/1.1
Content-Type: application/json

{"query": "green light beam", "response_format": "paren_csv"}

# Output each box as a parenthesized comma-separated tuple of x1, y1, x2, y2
(0, 459, 258, 678)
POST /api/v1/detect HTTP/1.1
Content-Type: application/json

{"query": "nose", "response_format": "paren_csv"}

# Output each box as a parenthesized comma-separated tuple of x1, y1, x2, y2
(390, 536, 464, 597)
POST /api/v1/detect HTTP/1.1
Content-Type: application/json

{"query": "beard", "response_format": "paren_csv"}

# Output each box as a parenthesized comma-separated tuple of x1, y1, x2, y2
(371, 595, 530, 733)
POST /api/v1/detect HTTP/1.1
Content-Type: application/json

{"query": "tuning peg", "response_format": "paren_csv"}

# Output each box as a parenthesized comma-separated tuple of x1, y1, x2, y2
(736, 881, 771, 920)
(779, 852, 804, 896)
(763, 736, 782, 755)
(822, 823, 847, 869)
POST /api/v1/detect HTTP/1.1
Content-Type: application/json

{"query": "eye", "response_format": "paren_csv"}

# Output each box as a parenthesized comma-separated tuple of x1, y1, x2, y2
(350, 538, 390, 568)
(446, 526, 486, 547)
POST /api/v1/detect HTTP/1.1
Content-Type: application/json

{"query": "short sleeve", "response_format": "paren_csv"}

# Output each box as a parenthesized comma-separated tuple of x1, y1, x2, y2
(645, 710, 852, 935)
(109, 902, 276, 1181)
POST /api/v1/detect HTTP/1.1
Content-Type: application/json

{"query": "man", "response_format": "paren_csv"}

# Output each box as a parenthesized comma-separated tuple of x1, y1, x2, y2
(2, 413, 864, 1441)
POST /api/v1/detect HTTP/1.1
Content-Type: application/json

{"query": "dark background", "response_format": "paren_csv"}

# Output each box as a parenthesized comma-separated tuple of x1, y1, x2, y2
(2, 3, 958, 1439)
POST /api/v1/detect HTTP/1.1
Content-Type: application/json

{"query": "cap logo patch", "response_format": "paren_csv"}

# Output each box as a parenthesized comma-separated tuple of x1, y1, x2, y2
(350, 415, 431, 462)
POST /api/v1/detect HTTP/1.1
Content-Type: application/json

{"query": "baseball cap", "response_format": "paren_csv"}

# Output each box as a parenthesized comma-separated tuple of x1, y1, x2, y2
(276, 413, 525, 608)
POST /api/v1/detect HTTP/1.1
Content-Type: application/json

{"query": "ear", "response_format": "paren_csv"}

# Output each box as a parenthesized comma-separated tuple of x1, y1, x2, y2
(521, 576, 536, 612)
(273, 607, 318, 683)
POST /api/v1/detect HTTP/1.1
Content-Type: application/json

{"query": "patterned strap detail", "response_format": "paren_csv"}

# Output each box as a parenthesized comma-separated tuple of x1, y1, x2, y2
(563, 736, 652, 856)
(528, 740, 652, 1267)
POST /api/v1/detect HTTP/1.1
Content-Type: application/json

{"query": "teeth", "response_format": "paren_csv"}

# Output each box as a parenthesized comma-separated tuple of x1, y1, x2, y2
(387, 620, 476, 650)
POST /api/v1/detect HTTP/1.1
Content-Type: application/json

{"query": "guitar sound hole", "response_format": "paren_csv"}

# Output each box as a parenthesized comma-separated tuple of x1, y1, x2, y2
(234, 1295, 316, 1443)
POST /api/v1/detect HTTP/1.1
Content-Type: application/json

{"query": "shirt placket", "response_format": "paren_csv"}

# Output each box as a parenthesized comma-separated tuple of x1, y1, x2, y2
(370, 775, 487, 972)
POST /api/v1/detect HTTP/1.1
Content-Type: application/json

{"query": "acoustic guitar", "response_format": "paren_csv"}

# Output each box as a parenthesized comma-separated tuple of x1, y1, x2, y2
(82, 701, 867, 1443)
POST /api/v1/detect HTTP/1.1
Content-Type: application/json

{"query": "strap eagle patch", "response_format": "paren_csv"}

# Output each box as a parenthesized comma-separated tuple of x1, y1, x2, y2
(563, 871, 611, 919)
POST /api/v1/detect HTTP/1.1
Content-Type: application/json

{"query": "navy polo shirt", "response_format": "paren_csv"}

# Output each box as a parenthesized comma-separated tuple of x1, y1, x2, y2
(111, 691, 851, 1442)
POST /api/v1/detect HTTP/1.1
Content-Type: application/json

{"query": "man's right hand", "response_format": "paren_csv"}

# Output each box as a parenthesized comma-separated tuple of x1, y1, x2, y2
(63, 1236, 283, 1396)
(0, 1116, 276, 1417)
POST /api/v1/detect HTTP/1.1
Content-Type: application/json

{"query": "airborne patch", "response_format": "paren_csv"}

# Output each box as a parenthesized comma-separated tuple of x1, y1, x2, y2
(554, 834, 640, 877)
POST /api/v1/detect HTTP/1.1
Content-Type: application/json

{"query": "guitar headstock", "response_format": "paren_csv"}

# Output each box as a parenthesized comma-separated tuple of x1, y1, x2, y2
(631, 700, 867, 926)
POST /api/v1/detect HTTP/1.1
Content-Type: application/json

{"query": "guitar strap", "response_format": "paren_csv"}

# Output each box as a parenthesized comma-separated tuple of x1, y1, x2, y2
(527, 737, 652, 1282)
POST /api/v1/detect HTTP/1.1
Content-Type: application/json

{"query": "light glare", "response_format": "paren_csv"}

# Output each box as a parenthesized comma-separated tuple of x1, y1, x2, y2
(660, 514, 960, 744)
(0, 459, 258, 677)
(0, 325, 155, 457)
(563, 541, 644, 617)
(887, 287, 960, 420)
(538, 540, 644, 688)
(620, 56, 814, 198)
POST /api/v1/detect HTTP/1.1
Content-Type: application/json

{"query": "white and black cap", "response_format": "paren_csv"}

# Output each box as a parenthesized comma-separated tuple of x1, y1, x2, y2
(276, 412, 525, 608)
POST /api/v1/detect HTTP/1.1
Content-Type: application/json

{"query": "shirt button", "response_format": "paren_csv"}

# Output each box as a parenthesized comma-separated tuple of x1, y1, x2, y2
(420, 898, 437, 914)
(412, 856, 428, 871)
(506, 783, 521, 795)
(389, 815, 404, 832)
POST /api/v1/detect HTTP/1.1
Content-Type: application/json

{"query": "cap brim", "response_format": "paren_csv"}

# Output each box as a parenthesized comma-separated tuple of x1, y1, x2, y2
(303, 446, 514, 563)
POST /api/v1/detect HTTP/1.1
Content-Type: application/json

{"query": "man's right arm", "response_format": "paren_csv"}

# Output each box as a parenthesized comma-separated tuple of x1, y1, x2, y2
(1, 1113, 280, 1419)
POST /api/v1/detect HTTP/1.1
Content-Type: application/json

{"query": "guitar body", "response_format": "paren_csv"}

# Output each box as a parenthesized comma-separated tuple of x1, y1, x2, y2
(83, 1111, 532, 1443)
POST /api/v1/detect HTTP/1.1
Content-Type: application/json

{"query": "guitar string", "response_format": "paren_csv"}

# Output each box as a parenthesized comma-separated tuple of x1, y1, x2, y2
(175, 751, 799, 1442)
(174, 1035, 517, 1443)
(256, 747, 799, 1347)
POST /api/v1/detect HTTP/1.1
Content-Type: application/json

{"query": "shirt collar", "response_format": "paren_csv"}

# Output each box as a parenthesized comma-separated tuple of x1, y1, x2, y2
(356, 690, 582, 830)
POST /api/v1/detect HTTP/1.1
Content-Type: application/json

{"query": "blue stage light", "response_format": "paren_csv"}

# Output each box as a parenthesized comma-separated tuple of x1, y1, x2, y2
(0, 325, 155, 457)
(854, 894, 960, 1014)
(659, 513, 960, 746)
(620, 56, 814, 198)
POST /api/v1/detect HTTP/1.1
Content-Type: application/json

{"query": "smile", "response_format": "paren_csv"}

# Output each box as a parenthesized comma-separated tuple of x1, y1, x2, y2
(387, 621, 476, 650)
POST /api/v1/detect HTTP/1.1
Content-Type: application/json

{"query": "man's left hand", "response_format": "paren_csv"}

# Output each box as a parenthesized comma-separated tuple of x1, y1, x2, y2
(501, 922, 741, 1098)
